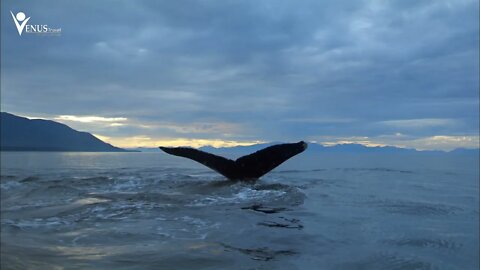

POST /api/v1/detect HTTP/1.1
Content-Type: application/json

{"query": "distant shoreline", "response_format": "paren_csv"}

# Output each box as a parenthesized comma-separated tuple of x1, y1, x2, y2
(1, 148, 476, 155)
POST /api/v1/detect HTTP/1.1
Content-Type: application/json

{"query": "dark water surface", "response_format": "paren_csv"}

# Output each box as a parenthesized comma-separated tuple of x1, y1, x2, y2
(1, 152, 478, 269)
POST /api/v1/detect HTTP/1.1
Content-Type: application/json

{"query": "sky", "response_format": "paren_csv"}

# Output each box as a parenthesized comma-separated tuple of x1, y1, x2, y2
(1, 0, 479, 150)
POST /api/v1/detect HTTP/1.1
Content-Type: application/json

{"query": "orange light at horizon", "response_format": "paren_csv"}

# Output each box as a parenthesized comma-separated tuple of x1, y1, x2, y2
(92, 134, 264, 149)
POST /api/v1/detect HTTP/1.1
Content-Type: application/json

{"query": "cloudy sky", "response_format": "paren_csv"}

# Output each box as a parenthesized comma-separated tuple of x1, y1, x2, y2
(1, 0, 479, 150)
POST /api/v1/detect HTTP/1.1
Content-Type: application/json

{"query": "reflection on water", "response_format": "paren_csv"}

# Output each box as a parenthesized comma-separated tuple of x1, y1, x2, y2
(1, 152, 479, 269)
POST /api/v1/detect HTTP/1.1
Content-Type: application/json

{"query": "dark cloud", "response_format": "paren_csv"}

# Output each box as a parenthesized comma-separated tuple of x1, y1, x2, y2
(1, 0, 478, 148)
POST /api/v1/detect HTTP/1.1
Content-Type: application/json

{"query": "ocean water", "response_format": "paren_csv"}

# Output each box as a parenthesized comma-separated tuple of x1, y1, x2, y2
(1, 151, 478, 270)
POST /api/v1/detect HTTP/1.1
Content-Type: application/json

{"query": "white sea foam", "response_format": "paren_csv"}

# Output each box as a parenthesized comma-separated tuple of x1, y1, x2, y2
(187, 187, 286, 206)
(0, 180, 22, 190)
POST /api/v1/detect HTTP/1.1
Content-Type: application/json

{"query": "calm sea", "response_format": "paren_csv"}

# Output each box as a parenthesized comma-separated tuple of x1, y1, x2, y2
(1, 151, 478, 269)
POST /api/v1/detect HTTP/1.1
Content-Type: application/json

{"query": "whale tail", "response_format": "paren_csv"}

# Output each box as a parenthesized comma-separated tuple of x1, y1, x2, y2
(159, 141, 308, 181)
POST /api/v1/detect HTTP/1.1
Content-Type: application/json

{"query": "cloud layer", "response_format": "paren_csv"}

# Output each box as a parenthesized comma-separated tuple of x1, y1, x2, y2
(1, 0, 478, 149)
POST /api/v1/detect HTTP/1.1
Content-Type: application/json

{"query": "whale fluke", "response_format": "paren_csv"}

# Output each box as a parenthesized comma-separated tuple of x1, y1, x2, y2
(159, 141, 308, 180)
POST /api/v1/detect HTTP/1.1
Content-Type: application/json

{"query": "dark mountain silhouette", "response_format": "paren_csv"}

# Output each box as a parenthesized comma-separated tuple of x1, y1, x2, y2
(198, 142, 421, 156)
(132, 143, 477, 155)
(197, 142, 473, 156)
(0, 112, 127, 152)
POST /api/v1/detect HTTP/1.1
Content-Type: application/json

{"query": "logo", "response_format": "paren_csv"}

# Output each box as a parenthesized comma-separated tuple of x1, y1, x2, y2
(10, 11, 30, 35)
(10, 11, 61, 36)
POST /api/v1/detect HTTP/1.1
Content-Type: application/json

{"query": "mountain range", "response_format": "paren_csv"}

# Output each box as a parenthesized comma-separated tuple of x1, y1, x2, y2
(197, 142, 467, 156)
(0, 112, 126, 152)
(130, 142, 477, 155)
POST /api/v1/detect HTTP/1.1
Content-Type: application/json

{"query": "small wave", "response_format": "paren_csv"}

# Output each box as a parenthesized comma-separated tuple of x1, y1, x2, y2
(68, 176, 113, 187)
(241, 204, 288, 214)
(382, 238, 462, 250)
(339, 168, 414, 174)
(3, 217, 72, 229)
(24, 184, 83, 199)
(258, 217, 303, 229)
(340, 252, 434, 270)
(274, 169, 326, 174)
(221, 244, 297, 261)
(373, 252, 435, 270)
(19, 176, 41, 183)
(253, 183, 306, 206)
(81, 200, 155, 221)
(0, 175, 17, 179)
(379, 200, 462, 216)
(110, 177, 144, 192)
(74, 197, 110, 205)
(0, 180, 22, 190)
(163, 173, 199, 180)
(273, 170, 305, 174)
(155, 216, 220, 240)
(253, 183, 291, 191)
